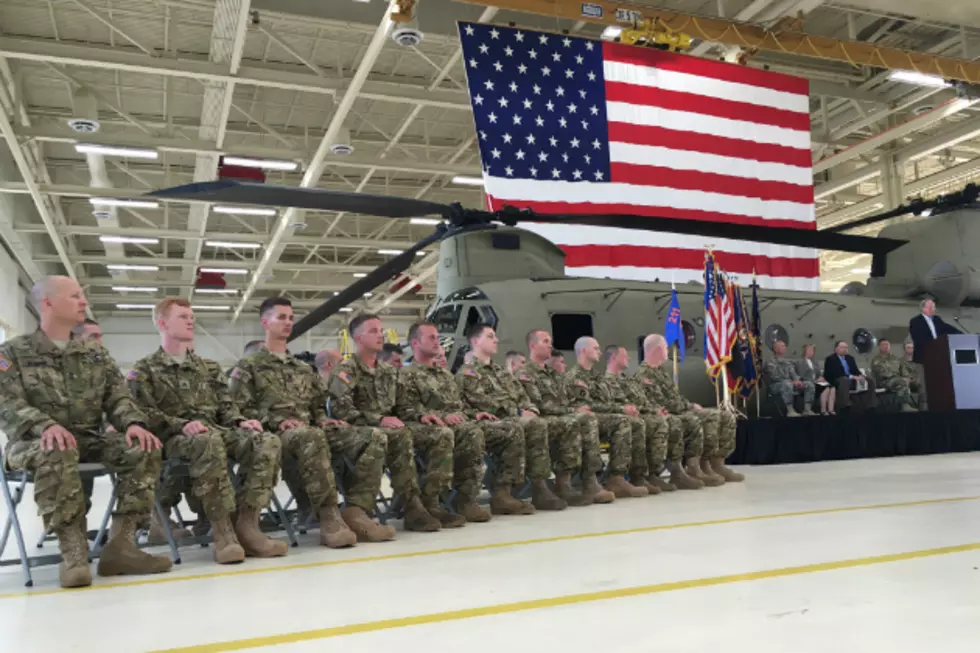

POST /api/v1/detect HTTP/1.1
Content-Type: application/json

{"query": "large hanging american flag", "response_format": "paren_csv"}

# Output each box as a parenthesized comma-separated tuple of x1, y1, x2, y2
(457, 22, 817, 291)
(704, 253, 736, 377)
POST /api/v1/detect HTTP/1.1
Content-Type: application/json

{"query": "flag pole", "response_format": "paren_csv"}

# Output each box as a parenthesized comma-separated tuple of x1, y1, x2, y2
(671, 271, 679, 388)
(672, 346, 679, 388)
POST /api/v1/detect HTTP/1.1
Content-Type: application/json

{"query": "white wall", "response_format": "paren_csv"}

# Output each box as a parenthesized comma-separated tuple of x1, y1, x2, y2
(0, 243, 36, 339)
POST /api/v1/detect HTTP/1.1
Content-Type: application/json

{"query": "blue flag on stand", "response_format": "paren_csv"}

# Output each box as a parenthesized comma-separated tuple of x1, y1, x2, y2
(665, 286, 685, 363)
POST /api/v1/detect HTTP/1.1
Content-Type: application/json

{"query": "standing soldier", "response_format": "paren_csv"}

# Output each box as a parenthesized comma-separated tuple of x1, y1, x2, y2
(520, 330, 613, 506)
(870, 339, 917, 412)
(229, 297, 391, 547)
(0, 277, 171, 588)
(637, 334, 743, 484)
(397, 322, 497, 523)
(328, 313, 452, 531)
(564, 337, 648, 498)
(128, 298, 288, 562)
(604, 345, 679, 493)
(457, 323, 566, 512)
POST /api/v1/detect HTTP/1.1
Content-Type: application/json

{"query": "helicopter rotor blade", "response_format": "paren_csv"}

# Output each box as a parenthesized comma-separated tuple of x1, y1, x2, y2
(288, 228, 447, 342)
(826, 182, 979, 234)
(148, 180, 454, 219)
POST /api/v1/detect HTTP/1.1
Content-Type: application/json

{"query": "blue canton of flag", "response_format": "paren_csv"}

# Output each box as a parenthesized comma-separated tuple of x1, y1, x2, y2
(664, 288, 685, 363)
(457, 22, 613, 184)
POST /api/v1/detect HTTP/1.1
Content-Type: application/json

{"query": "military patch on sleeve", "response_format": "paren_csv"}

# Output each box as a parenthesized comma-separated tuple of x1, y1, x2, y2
(336, 371, 351, 384)
(0, 356, 11, 372)
(642, 378, 652, 385)
(574, 379, 587, 388)
(463, 367, 477, 377)
(518, 373, 531, 382)
(125, 369, 138, 380)
(230, 367, 243, 379)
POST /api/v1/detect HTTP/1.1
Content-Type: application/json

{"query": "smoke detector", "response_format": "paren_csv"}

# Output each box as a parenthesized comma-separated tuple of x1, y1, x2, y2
(68, 118, 100, 133)
(330, 127, 354, 156)
(92, 209, 112, 219)
(68, 87, 100, 133)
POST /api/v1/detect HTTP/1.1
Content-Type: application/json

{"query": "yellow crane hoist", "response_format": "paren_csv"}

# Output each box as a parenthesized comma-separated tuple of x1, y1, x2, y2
(385, 328, 400, 345)
(619, 18, 692, 52)
(339, 329, 353, 359)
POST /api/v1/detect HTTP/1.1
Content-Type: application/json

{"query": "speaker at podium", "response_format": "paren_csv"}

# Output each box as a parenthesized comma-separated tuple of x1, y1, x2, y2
(922, 333, 980, 411)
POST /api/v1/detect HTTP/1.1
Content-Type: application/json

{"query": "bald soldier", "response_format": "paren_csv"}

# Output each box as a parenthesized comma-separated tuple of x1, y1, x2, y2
(519, 329, 613, 506)
(0, 277, 172, 588)
(128, 298, 287, 563)
(564, 337, 648, 498)
(635, 335, 743, 484)
(315, 349, 343, 379)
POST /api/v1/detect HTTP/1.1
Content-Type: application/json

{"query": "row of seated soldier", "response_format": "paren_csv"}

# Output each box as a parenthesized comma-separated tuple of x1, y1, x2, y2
(762, 338, 920, 417)
(0, 276, 744, 589)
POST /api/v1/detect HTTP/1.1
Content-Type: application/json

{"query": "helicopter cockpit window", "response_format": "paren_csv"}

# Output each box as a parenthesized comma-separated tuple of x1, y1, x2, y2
(551, 313, 594, 351)
(444, 288, 488, 302)
(682, 320, 696, 350)
(464, 306, 485, 335)
(852, 328, 877, 355)
(491, 233, 521, 250)
(764, 324, 789, 351)
(429, 304, 462, 334)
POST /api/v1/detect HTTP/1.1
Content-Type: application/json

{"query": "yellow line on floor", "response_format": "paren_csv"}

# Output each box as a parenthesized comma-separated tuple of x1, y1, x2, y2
(1, 494, 976, 600)
(152, 539, 980, 652)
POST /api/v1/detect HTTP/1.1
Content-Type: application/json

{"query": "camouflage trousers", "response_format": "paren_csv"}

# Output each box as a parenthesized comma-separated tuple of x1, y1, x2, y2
(623, 415, 648, 479)
(278, 425, 338, 510)
(880, 376, 912, 406)
(638, 414, 670, 475)
(477, 418, 526, 490)
(595, 413, 632, 476)
(6, 430, 161, 532)
(385, 425, 453, 503)
(326, 425, 386, 514)
(517, 414, 551, 482)
(771, 379, 815, 408)
(693, 408, 736, 458)
(674, 411, 705, 460)
(541, 413, 590, 475)
(162, 426, 282, 518)
(449, 422, 486, 503)
(663, 414, 685, 464)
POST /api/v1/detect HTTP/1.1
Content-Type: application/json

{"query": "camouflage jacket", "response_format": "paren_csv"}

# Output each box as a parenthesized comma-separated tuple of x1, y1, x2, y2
(900, 357, 917, 378)
(327, 354, 397, 427)
(457, 357, 535, 419)
(0, 330, 146, 443)
(395, 360, 465, 422)
(633, 362, 691, 414)
(564, 364, 622, 414)
(793, 358, 822, 383)
(227, 348, 327, 431)
(518, 361, 569, 416)
(129, 347, 243, 440)
(871, 353, 903, 384)
(763, 357, 799, 384)
(610, 372, 657, 413)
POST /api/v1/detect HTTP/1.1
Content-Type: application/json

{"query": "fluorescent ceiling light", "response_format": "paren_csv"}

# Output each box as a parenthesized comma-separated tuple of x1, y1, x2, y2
(222, 156, 298, 171)
(212, 206, 277, 216)
(889, 70, 950, 88)
(601, 26, 622, 40)
(451, 175, 485, 186)
(108, 264, 159, 271)
(89, 198, 160, 209)
(851, 267, 871, 274)
(378, 249, 404, 255)
(99, 236, 160, 245)
(410, 218, 442, 225)
(200, 267, 249, 275)
(415, 251, 427, 256)
(112, 286, 158, 292)
(364, 292, 373, 297)
(116, 303, 155, 309)
(353, 273, 368, 278)
(205, 241, 262, 249)
(339, 307, 354, 313)
(75, 143, 159, 159)
(191, 305, 232, 311)
(193, 288, 238, 295)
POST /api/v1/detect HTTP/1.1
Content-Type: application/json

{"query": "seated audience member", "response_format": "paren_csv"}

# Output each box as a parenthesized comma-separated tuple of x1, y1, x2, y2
(763, 340, 814, 417)
(795, 344, 834, 414)
(377, 343, 404, 369)
(870, 339, 917, 412)
(546, 348, 567, 374)
(504, 350, 526, 375)
(823, 340, 877, 413)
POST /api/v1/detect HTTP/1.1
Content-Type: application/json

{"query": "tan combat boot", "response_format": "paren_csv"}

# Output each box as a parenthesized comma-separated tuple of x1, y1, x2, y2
(786, 406, 800, 417)
(581, 475, 615, 504)
(700, 458, 726, 486)
(802, 407, 816, 416)
(56, 518, 92, 588)
(319, 503, 357, 548)
(667, 461, 702, 490)
(453, 497, 491, 523)
(490, 486, 535, 515)
(147, 509, 192, 546)
(649, 471, 677, 492)
(423, 498, 466, 528)
(901, 403, 917, 413)
(342, 506, 396, 542)
(604, 474, 649, 498)
(97, 515, 173, 577)
(687, 458, 722, 488)
(531, 479, 568, 511)
(554, 472, 589, 507)
(630, 472, 661, 496)
(210, 516, 246, 565)
(235, 505, 289, 557)
(710, 458, 745, 483)
(403, 496, 442, 532)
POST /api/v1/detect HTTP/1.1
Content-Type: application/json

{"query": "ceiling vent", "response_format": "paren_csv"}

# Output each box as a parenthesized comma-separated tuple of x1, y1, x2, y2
(330, 127, 354, 156)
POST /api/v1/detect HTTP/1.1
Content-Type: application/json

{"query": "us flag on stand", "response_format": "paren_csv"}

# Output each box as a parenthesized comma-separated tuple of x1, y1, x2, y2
(704, 253, 736, 377)
(457, 22, 817, 290)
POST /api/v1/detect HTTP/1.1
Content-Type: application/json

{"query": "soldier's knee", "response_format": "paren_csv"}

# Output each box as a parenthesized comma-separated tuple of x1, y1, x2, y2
(258, 432, 282, 457)
(37, 446, 80, 473)
(368, 427, 388, 449)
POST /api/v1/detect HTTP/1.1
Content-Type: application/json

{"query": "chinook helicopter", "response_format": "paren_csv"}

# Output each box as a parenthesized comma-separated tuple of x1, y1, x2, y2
(150, 180, 980, 407)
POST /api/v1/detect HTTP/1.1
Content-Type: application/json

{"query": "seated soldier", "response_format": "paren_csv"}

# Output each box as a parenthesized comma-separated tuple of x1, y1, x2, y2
(901, 341, 921, 407)
(458, 323, 566, 512)
(230, 298, 389, 548)
(129, 298, 288, 563)
(0, 276, 172, 588)
(870, 339, 916, 412)
(520, 330, 613, 506)
(763, 340, 815, 417)
(546, 349, 567, 374)
(329, 313, 456, 531)
(504, 350, 526, 375)
(564, 337, 648, 498)
(378, 343, 404, 370)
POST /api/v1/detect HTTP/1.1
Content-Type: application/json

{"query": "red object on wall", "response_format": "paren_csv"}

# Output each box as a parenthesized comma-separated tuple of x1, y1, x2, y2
(218, 161, 266, 183)
(196, 269, 227, 288)
(388, 273, 422, 295)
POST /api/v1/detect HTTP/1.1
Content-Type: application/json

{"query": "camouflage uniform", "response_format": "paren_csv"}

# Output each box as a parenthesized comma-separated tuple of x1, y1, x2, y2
(329, 354, 452, 505)
(634, 363, 704, 459)
(456, 358, 549, 482)
(609, 373, 672, 475)
(0, 331, 160, 532)
(763, 357, 815, 409)
(563, 365, 633, 476)
(395, 361, 489, 503)
(128, 348, 281, 519)
(623, 373, 685, 467)
(871, 352, 912, 406)
(228, 349, 385, 514)
(518, 362, 601, 478)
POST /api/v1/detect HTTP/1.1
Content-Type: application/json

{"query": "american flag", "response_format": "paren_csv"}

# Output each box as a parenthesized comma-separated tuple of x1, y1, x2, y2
(704, 253, 735, 377)
(457, 22, 817, 290)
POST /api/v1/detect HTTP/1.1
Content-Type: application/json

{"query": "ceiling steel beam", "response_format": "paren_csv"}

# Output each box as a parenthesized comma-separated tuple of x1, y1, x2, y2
(78, 277, 435, 294)
(36, 254, 378, 274)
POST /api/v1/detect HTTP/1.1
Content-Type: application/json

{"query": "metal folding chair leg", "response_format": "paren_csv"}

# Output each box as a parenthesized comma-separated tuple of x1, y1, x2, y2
(267, 494, 299, 547)
(0, 473, 27, 556)
(0, 465, 32, 587)
(152, 499, 182, 564)
(88, 477, 118, 558)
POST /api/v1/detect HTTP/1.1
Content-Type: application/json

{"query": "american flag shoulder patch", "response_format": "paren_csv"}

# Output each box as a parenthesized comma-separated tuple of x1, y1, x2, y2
(0, 356, 11, 372)
(125, 369, 138, 380)
(642, 378, 652, 385)
(230, 368, 242, 379)
(574, 379, 588, 388)
(463, 367, 478, 377)
(518, 373, 531, 382)
(336, 371, 351, 384)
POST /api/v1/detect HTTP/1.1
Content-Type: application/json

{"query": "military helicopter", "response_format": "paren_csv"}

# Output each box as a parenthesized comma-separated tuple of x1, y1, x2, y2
(150, 180, 980, 407)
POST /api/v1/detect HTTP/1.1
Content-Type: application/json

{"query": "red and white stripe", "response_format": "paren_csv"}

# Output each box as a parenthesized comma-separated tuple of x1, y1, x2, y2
(485, 44, 817, 291)
(705, 278, 736, 375)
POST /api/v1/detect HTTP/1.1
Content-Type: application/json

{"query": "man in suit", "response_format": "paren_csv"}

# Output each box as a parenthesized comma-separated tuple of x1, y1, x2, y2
(823, 340, 877, 412)
(908, 298, 961, 410)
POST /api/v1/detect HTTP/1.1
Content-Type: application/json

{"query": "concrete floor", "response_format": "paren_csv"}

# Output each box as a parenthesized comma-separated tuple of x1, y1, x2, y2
(2, 453, 980, 652)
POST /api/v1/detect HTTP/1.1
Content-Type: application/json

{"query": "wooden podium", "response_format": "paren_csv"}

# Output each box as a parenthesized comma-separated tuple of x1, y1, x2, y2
(923, 334, 980, 411)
